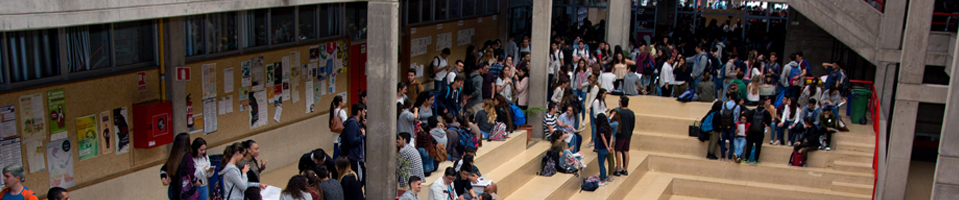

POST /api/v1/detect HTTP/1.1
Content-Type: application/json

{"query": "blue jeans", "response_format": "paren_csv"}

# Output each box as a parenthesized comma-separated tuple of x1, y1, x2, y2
(434, 80, 444, 92)
(568, 133, 583, 153)
(721, 129, 735, 159)
(575, 90, 587, 120)
(197, 185, 209, 200)
(691, 76, 702, 93)
(589, 109, 596, 145)
(734, 137, 746, 156)
(597, 149, 609, 181)
(713, 76, 723, 96)
(776, 121, 793, 143)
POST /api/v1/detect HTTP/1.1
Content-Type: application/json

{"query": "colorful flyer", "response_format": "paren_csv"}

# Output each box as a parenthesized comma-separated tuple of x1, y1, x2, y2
(113, 107, 131, 154)
(251, 57, 265, 91)
(47, 138, 75, 189)
(98, 111, 113, 155)
(76, 114, 98, 161)
(0, 137, 23, 187)
(241, 61, 252, 87)
(202, 63, 217, 99)
(24, 138, 45, 173)
(19, 93, 46, 140)
(0, 105, 17, 138)
(249, 90, 268, 129)
(47, 89, 67, 140)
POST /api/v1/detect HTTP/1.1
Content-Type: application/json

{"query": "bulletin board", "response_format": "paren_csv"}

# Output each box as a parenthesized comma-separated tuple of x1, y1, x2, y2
(405, 14, 502, 86)
(0, 68, 163, 197)
(183, 39, 352, 148)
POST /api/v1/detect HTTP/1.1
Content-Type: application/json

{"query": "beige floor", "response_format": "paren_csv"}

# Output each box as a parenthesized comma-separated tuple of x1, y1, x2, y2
(905, 160, 935, 200)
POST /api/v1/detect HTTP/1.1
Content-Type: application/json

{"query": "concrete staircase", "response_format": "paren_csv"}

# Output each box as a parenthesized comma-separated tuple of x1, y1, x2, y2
(787, 0, 883, 64)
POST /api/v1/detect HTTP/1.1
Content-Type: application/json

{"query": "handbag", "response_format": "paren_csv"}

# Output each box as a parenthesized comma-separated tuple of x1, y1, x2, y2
(329, 113, 344, 133)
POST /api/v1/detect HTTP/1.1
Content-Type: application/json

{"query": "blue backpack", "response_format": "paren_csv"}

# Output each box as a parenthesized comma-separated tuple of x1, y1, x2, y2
(451, 127, 477, 150)
(677, 88, 696, 102)
(510, 103, 526, 126)
(700, 112, 716, 132)
(581, 178, 599, 192)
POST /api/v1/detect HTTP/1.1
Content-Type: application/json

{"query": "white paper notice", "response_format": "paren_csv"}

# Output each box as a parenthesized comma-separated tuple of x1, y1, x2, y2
(0, 137, 22, 187)
(250, 90, 269, 129)
(320, 81, 327, 95)
(260, 186, 282, 200)
(226, 95, 233, 114)
(202, 64, 217, 99)
(0, 105, 16, 138)
(411, 36, 431, 57)
(305, 81, 314, 113)
(273, 106, 282, 122)
(218, 97, 227, 115)
(412, 63, 421, 77)
(203, 98, 217, 134)
(224, 68, 235, 93)
(19, 93, 46, 140)
(24, 138, 45, 173)
(436, 32, 452, 51)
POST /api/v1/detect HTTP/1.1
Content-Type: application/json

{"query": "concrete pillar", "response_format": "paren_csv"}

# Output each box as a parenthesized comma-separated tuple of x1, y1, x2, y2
(163, 17, 188, 135)
(365, 0, 399, 199)
(528, 0, 551, 140)
(874, 62, 896, 117)
(877, 0, 906, 50)
(931, 31, 959, 199)
(606, 0, 630, 48)
(882, 0, 935, 198)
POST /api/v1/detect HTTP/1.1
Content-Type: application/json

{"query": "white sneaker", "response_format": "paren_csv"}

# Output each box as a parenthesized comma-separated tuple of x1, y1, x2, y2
(825, 147, 831, 151)
(586, 143, 595, 148)
(598, 181, 608, 186)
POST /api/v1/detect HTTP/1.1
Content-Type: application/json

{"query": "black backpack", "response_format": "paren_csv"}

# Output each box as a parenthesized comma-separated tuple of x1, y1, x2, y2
(707, 53, 722, 72)
(427, 56, 440, 79)
(749, 109, 765, 133)
(720, 104, 736, 129)
(540, 149, 559, 177)
(463, 73, 479, 98)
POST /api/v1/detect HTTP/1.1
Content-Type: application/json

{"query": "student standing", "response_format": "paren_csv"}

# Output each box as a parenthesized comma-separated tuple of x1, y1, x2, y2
(221, 143, 266, 200)
(341, 103, 367, 187)
(238, 140, 268, 200)
(595, 114, 613, 186)
(613, 97, 635, 176)
(744, 101, 772, 164)
(335, 157, 365, 200)
(162, 133, 199, 200)
(588, 89, 608, 148)
(192, 138, 215, 200)
(432, 48, 452, 89)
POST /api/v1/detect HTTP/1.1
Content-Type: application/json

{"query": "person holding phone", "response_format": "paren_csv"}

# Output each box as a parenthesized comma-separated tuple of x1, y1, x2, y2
(192, 138, 215, 200)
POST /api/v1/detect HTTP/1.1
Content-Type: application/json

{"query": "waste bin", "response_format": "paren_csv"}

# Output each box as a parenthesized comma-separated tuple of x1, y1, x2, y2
(851, 89, 872, 124)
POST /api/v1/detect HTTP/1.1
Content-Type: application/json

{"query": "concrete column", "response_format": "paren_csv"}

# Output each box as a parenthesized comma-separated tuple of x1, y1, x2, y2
(365, 0, 399, 199)
(897, 0, 934, 85)
(163, 17, 188, 135)
(874, 62, 896, 117)
(883, 100, 919, 200)
(877, 0, 906, 50)
(606, 0, 630, 48)
(931, 31, 959, 199)
(528, 0, 551, 140)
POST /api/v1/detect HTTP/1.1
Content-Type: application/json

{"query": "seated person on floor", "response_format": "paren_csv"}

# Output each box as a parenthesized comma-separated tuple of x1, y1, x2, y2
(456, 155, 498, 195)
(793, 117, 822, 165)
(819, 106, 839, 151)
(454, 146, 477, 172)
(454, 164, 479, 200)
(550, 130, 585, 172)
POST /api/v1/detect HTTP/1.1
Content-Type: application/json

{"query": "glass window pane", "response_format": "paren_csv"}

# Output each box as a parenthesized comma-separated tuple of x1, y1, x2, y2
(185, 15, 206, 56)
(67, 24, 112, 72)
(435, 0, 447, 20)
(271, 6, 295, 44)
(450, 0, 461, 18)
(319, 4, 341, 38)
(208, 12, 238, 53)
(486, 0, 497, 14)
(463, 0, 475, 16)
(5, 29, 61, 82)
(346, 3, 368, 40)
(244, 9, 268, 47)
(299, 5, 317, 40)
(408, 0, 421, 24)
(114, 20, 155, 66)
(422, 0, 433, 22)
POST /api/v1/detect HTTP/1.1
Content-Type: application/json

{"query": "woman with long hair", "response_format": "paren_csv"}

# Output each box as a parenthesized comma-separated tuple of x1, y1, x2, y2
(798, 80, 821, 108)
(192, 137, 215, 200)
(494, 94, 514, 131)
(221, 143, 265, 200)
(612, 51, 634, 92)
(398, 98, 418, 141)
(594, 113, 613, 186)
(573, 59, 590, 122)
(746, 75, 763, 105)
(416, 122, 438, 175)
(414, 91, 435, 125)
(777, 98, 802, 146)
(162, 133, 198, 200)
(329, 95, 347, 130)
(514, 66, 530, 109)
(480, 49, 495, 65)
(280, 175, 312, 200)
(335, 157, 365, 200)
(238, 140, 267, 200)
(496, 66, 514, 103)
(299, 170, 324, 200)
(588, 89, 608, 148)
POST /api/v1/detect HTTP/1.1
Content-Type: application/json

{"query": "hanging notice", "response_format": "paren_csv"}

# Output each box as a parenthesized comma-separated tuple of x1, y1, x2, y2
(113, 107, 131, 154)
(24, 138, 45, 173)
(202, 64, 217, 99)
(436, 32, 453, 51)
(203, 98, 217, 134)
(410, 36, 432, 57)
(457, 28, 475, 46)
(0, 105, 17, 138)
(47, 139, 75, 189)
(273, 106, 283, 122)
(249, 90, 268, 129)
(218, 96, 233, 115)
(47, 89, 67, 141)
(313, 80, 322, 106)
(98, 111, 113, 155)
(76, 114, 98, 161)
(0, 137, 23, 187)
(305, 80, 314, 113)
(241, 61, 252, 87)
(224, 68, 235, 93)
(19, 93, 46, 140)
(252, 57, 265, 90)
(309, 45, 320, 62)
(281, 58, 292, 102)
(239, 87, 250, 111)
(188, 114, 204, 134)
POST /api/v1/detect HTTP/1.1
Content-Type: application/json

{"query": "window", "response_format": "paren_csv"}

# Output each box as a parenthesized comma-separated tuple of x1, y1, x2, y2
(486, 0, 497, 14)
(244, 9, 269, 48)
(66, 24, 112, 72)
(422, 0, 433, 22)
(185, 15, 206, 56)
(435, 0, 448, 20)
(408, 0, 422, 24)
(299, 5, 318, 40)
(463, 0, 475, 16)
(271, 7, 296, 44)
(346, 3, 368, 40)
(319, 4, 341, 38)
(5, 29, 61, 82)
(114, 20, 155, 66)
(208, 12, 238, 53)
(450, 0, 461, 18)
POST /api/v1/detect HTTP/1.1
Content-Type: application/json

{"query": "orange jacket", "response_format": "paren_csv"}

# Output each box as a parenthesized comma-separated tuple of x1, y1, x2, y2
(0, 187, 40, 200)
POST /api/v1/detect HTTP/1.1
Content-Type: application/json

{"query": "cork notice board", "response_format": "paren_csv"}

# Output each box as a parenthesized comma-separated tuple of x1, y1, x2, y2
(406, 14, 501, 83)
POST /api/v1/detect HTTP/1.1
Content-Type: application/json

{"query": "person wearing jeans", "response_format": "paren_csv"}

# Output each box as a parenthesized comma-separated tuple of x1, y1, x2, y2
(595, 113, 613, 185)
(589, 89, 608, 148)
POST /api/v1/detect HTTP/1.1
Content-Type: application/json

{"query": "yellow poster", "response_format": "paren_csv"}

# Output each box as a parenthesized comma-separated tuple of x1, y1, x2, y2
(76, 114, 98, 161)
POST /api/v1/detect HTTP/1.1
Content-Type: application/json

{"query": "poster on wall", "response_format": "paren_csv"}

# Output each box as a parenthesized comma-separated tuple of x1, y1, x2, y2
(188, 114, 204, 134)
(241, 61, 252, 87)
(266, 64, 275, 87)
(202, 63, 217, 99)
(249, 90, 268, 129)
(239, 87, 250, 111)
(305, 80, 314, 113)
(251, 57, 265, 91)
(113, 107, 131, 155)
(76, 114, 98, 161)
(47, 89, 67, 141)
(281, 58, 291, 102)
(224, 68, 235, 93)
(19, 93, 46, 140)
(24, 138, 45, 173)
(98, 111, 113, 155)
(203, 98, 217, 134)
(0, 105, 17, 138)
(46, 138, 75, 189)
(309, 46, 320, 62)
(0, 137, 23, 187)
(436, 32, 452, 51)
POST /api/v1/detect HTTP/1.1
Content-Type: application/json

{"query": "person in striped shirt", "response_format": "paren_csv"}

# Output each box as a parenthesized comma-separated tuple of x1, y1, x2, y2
(543, 102, 559, 140)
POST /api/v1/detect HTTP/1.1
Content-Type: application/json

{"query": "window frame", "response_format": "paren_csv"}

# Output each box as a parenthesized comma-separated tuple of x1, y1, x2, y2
(407, 0, 500, 27)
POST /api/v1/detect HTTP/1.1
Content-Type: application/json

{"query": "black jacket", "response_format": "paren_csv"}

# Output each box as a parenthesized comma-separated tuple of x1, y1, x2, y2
(298, 152, 338, 178)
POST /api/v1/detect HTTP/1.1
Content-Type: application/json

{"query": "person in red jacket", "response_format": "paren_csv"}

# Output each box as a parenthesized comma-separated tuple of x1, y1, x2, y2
(2, 164, 39, 200)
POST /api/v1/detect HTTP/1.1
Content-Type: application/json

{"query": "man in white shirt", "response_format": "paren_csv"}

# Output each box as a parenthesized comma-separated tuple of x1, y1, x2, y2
(446, 60, 464, 86)
(429, 167, 460, 200)
(433, 48, 452, 89)
(573, 40, 590, 63)
(514, 37, 531, 66)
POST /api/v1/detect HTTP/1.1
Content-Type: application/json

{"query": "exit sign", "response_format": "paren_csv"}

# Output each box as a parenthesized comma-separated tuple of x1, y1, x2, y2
(176, 67, 191, 81)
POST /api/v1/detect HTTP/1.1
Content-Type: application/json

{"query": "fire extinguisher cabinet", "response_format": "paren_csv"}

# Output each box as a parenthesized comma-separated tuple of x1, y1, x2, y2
(132, 101, 173, 149)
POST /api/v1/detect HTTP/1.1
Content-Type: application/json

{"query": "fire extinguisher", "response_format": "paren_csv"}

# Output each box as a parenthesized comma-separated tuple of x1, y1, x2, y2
(186, 94, 194, 129)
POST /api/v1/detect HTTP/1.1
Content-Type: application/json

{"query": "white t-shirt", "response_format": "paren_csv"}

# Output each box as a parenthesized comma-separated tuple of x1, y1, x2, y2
(550, 50, 564, 75)
(432, 56, 448, 81)
(599, 72, 617, 91)
(592, 99, 607, 117)
(445, 70, 458, 85)
(573, 48, 591, 60)
(496, 78, 513, 102)
(333, 108, 348, 123)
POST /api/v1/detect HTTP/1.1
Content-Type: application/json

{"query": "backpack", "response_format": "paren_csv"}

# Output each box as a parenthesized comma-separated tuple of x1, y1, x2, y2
(540, 150, 560, 177)
(178, 159, 200, 200)
(700, 112, 716, 132)
(677, 88, 696, 102)
(427, 56, 440, 79)
(788, 65, 803, 86)
(720, 103, 736, 129)
(749, 109, 766, 133)
(707, 53, 722, 71)
(581, 177, 599, 192)
(510, 103, 527, 126)
(489, 122, 509, 141)
(640, 59, 655, 75)
(451, 127, 477, 151)
(790, 149, 805, 166)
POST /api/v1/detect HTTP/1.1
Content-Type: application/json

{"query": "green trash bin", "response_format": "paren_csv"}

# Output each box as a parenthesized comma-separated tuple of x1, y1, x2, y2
(851, 88, 872, 124)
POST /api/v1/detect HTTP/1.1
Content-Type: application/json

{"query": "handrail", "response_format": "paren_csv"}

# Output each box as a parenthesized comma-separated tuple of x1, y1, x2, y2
(849, 79, 880, 200)
(933, 12, 959, 32)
